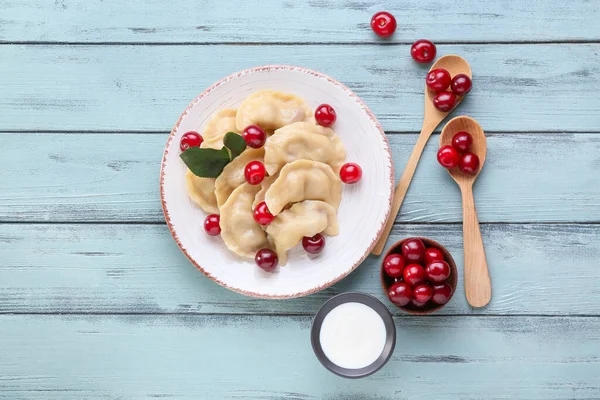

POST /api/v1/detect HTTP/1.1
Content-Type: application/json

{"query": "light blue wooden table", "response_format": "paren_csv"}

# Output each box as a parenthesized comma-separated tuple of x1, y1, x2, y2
(1, 1, 600, 398)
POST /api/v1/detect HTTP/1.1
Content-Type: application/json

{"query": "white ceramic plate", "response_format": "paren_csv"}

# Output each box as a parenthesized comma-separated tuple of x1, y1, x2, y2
(161, 65, 394, 298)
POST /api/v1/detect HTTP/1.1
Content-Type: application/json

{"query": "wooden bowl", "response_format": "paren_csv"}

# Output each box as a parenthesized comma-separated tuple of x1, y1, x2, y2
(380, 237, 458, 315)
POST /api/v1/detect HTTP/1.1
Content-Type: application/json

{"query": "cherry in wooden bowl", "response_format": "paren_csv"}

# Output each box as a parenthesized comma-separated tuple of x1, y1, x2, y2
(380, 237, 458, 315)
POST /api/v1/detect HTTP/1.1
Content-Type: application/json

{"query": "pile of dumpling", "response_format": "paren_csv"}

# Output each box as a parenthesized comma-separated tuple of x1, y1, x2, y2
(185, 90, 348, 268)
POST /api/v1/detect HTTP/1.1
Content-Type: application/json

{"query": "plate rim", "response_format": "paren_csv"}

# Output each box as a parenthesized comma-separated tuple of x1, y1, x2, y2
(160, 64, 394, 299)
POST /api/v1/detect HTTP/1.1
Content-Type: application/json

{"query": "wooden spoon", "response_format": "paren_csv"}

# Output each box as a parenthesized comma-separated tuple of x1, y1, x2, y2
(440, 116, 491, 308)
(372, 55, 472, 255)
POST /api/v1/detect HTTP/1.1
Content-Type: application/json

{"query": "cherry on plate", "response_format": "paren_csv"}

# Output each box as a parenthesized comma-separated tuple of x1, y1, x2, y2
(433, 91, 457, 112)
(411, 39, 437, 63)
(180, 131, 203, 151)
(242, 125, 267, 148)
(459, 152, 480, 174)
(340, 163, 362, 184)
(388, 282, 413, 306)
(426, 68, 452, 92)
(451, 74, 472, 96)
(253, 201, 274, 225)
(384, 253, 405, 278)
(204, 214, 221, 236)
(302, 234, 326, 254)
(244, 161, 266, 185)
(452, 131, 473, 153)
(432, 282, 453, 305)
(315, 104, 337, 127)
(426, 260, 451, 283)
(413, 284, 433, 303)
(424, 247, 445, 265)
(403, 263, 427, 286)
(371, 11, 397, 38)
(437, 145, 460, 169)
(401, 238, 426, 264)
(255, 249, 278, 272)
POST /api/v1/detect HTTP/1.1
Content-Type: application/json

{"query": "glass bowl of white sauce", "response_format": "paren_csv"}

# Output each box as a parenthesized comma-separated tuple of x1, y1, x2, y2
(311, 292, 396, 378)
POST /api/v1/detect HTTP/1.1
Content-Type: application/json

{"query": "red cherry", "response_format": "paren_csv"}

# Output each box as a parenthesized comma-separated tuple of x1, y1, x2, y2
(413, 284, 433, 303)
(432, 282, 453, 305)
(255, 249, 278, 272)
(411, 39, 437, 63)
(340, 163, 362, 184)
(452, 131, 473, 153)
(424, 247, 445, 265)
(302, 234, 325, 254)
(437, 145, 460, 169)
(180, 131, 203, 151)
(401, 238, 426, 264)
(426, 68, 452, 92)
(253, 201, 274, 225)
(426, 260, 451, 283)
(412, 300, 428, 307)
(315, 104, 337, 127)
(451, 74, 472, 96)
(459, 152, 480, 174)
(242, 125, 267, 149)
(433, 91, 457, 112)
(370, 11, 397, 38)
(388, 282, 413, 306)
(203, 214, 221, 236)
(383, 253, 405, 278)
(403, 264, 427, 286)
(244, 161, 266, 185)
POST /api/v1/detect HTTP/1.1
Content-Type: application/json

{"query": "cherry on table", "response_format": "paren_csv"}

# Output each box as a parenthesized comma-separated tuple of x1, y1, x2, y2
(180, 131, 203, 151)
(384, 253, 405, 278)
(451, 74, 472, 96)
(432, 282, 452, 305)
(204, 214, 221, 236)
(403, 263, 427, 286)
(244, 161, 266, 185)
(452, 131, 473, 153)
(437, 145, 460, 169)
(388, 282, 413, 306)
(459, 152, 480, 174)
(413, 284, 433, 303)
(315, 104, 337, 127)
(433, 91, 457, 112)
(255, 249, 278, 272)
(302, 234, 325, 254)
(371, 11, 397, 38)
(253, 201, 274, 225)
(426, 68, 452, 92)
(401, 238, 426, 264)
(242, 125, 267, 149)
(340, 163, 362, 184)
(411, 39, 437, 63)
(424, 247, 445, 264)
(426, 260, 451, 283)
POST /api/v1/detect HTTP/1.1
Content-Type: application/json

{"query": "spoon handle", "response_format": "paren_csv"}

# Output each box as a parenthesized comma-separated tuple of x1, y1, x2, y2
(460, 184, 492, 307)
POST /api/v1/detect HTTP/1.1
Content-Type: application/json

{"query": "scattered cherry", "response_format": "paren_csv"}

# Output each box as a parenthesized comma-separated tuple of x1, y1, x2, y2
(413, 284, 433, 303)
(426, 260, 451, 283)
(426, 68, 452, 92)
(370, 11, 397, 38)
(340, 163, 362, 184)
(242, 125, 267, 149)
(403, 263, 427, 286)
(383, 253, 405, 278)
(432, 91, 457, 112)
(424, 247, 445, 265)
(411, 39, 437, 63)
(459, 152, 480, 174)
(315, 104, 337, 127)
(401, 238, 426, 264)
(302, 234, 326, 254)
(253, 201, 274, 225)
(451, 74, 472, 96)
(452, 131, 473, 153)
(244, 161, 266, 185)
(388, 282, 413, 306)
(437, 145, 460, 169)
(255, 249, 278, 272)
(203, 214, 221, 236)
(180, 131, 203, 151)
(432, 282, 452, 305)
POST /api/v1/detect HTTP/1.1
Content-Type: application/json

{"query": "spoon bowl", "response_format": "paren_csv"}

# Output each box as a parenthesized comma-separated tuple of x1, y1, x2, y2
(424, 56, 473, 123)
(440, 116, 487, 184)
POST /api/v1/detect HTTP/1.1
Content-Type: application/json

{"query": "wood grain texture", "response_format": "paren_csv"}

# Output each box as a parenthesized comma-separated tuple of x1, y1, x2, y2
(1, 44, 600, 132)
(1, 132, 598, 224)
(2, 223, 599, 315)
(1, 0, 599, 43)
(1, 314, 599, 399)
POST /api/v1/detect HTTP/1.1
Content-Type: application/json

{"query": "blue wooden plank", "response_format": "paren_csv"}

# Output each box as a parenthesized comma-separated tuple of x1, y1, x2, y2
(1, 0, 599, 43)
(2, 223, 598, 315)
(1, 133, 598, 223)
(1, 44, 599, 132)
(1, 314, 599, 399)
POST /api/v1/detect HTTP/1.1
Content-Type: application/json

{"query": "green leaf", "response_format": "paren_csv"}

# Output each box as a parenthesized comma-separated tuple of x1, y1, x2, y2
(179, 147, 231, 178)
(223, 132, 247, 160)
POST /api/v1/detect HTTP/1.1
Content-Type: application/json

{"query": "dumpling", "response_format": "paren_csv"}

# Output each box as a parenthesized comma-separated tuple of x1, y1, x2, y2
(264, 160, 342, 215)
(264, 122, 347, 175)
(214, 147, 265, 208)
(266, 201, 339, 266)
(236, 90, 312, 131)
(220, 183, 270, 258)
(201, 109, 240, 149)
(185, 169, 219, 214)
(252, 173, 278, 209)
